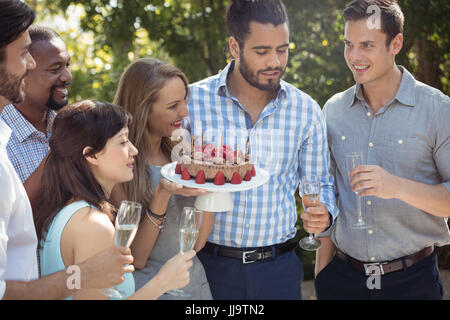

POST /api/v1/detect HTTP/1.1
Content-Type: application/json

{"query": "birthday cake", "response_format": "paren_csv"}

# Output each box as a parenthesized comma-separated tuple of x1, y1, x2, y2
(175, 144, 255, 185)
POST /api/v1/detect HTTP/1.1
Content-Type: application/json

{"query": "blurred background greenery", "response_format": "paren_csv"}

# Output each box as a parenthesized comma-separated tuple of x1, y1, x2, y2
(27, 0, 450, 279)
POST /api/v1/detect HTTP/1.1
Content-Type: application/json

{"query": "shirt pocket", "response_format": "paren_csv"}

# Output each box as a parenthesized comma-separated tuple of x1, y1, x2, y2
(381, 132, 431, 177)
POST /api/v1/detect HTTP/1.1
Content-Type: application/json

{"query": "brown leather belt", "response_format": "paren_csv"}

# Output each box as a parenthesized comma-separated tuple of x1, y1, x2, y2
(336, 246, 434, 276)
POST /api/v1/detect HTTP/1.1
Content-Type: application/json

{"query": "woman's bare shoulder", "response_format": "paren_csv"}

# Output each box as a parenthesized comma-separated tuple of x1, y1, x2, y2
(62, 205, 115, 263)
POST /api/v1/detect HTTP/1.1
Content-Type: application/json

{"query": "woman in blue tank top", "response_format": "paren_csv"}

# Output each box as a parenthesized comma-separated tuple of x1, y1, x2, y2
(34, 100, 196, 299)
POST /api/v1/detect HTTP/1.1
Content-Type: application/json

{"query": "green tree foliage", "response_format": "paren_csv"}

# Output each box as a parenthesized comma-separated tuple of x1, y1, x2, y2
(32, 0, 229, 101)
(283, 0, 351, 106)
(31, 0, 449, 104)
(397, 0, 450, 93)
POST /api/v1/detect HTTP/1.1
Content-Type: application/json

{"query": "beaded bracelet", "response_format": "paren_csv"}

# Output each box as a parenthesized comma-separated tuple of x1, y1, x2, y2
(146, 208, 166, 221)
(146, 210, 165, 232)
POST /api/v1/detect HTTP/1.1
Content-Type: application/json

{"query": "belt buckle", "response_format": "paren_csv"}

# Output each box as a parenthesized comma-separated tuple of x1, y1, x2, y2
(242, 250, 257, 264)
(363, 262, 385, 276)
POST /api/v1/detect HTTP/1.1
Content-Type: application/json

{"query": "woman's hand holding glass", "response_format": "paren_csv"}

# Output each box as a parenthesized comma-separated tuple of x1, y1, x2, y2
(156, 250, 195, 293)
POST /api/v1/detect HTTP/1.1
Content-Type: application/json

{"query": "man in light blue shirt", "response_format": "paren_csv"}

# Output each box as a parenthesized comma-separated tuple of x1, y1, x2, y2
(315, 0, 450, 300)
(189, 0, 338, 300)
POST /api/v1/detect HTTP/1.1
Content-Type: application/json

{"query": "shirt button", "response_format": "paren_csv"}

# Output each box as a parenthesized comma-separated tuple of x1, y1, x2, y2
(368, 142, 374, 147)
(398, 139, 403, 145)
(341, 136, 346, 141)
(367, 200, 372, 205)
(368, 229, 373, 235)
(367, 112, 371, 117)
(370, 257, 376, 261)
(246, 224, 250, 228)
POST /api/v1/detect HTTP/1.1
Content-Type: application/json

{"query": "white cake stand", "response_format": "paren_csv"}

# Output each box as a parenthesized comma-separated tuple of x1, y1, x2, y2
(160, 162, 270, 212)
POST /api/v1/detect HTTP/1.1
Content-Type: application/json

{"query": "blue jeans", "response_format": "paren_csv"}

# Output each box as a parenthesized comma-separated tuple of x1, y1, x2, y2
(197, 244, 303, 300)
(315, 251, 444, 300)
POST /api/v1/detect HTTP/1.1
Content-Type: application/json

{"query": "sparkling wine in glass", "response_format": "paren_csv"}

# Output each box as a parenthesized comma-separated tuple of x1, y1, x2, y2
(114, 224, 138, 247)
(179, 226, 200, 253)
(345, 152, 368, 229)
(299, 175, 322, 251)
(167, 207, 203, 297)
(102, 200, 141, 299)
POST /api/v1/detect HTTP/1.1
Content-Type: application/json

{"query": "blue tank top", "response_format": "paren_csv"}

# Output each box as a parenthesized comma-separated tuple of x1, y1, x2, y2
(39, 200, 135, 300)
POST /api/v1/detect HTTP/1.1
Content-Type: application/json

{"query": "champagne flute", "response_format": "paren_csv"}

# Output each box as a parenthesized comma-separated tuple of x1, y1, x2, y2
(166, 206, 203, 297)
(102, 200, 142, 299)
(299, 175, 322, 251)
(346, 152, 368, 229)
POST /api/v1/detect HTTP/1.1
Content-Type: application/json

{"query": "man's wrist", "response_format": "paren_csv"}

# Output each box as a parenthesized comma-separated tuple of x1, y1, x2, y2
(393, 175, 408, 200)
(323, 212, 334, 232)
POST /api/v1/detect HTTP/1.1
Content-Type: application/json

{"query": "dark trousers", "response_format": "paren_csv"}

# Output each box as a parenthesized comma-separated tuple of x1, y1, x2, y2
(315, 252, 444, 300)
(197, 245, 303, 300)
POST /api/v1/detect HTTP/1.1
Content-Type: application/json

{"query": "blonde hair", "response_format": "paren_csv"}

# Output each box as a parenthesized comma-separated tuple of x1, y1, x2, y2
(113, 58, 189, 208)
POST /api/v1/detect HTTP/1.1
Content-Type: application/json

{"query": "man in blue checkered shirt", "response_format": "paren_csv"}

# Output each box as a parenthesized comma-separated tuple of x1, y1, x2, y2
(0, 25, 71, 210)
(190, 0, 338, 300)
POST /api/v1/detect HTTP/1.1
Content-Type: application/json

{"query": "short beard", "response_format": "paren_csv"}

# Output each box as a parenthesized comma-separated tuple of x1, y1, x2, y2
(0, 66, 26, 104)
(238, 51, 284, 92)
(46, 84, 70, 111)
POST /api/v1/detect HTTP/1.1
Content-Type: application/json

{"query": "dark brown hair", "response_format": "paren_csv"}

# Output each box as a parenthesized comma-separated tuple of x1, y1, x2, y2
(343, 0, 404, 46)
(0, 0, 35, 63)
(226, 0, 289, 48)
(34, 100, 132, 244)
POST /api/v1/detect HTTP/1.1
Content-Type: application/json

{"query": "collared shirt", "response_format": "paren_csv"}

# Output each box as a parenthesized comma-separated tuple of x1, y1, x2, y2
(186, 61, 338, 248)
(0, 118, 39, 300)
(323, 66, 450, 262)
(0, 104, 54, 183)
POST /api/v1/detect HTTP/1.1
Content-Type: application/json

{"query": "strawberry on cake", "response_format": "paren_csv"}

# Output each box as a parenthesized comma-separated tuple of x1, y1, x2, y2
(174, 144, 256, 185)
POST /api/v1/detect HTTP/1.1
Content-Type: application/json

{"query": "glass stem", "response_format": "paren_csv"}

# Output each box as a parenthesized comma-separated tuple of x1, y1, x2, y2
(357, 195, 363, 222)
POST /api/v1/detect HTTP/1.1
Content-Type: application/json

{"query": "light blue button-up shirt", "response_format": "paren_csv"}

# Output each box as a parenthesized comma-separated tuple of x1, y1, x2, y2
(323, 66, 450, 262)
(186, 61, 338, 248)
